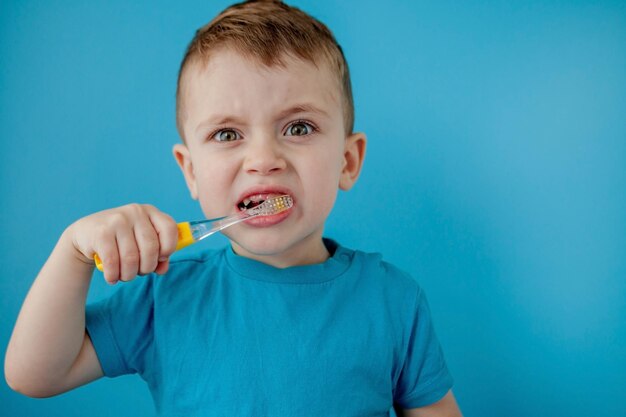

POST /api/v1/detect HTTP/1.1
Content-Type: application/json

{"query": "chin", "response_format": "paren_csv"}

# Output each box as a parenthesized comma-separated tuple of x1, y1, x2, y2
(245, 239, 300, 257)
(227, 226, 324, 261)
(227, 231, 293, 256)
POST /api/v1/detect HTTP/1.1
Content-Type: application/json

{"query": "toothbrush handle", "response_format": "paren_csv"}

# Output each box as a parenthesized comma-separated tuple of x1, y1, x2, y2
(176, 222, 195, 251)
(205, 212, 254, 234)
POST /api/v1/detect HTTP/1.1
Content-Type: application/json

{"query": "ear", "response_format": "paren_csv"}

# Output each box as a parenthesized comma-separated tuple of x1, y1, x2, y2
(339, 132, 367, 191)
(173, 143, 199, 200)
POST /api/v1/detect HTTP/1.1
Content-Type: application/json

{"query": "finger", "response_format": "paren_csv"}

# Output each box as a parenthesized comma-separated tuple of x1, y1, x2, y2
(93, 229, 120, 285)
(154, 258, 170, 275)
(147, 208, 179, 261)
(116, 226, 140, 282)
(133, 215, 160, 275)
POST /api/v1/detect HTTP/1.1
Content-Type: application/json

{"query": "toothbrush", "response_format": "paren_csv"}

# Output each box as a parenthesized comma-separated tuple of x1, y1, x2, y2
(94, 195, 293, 272)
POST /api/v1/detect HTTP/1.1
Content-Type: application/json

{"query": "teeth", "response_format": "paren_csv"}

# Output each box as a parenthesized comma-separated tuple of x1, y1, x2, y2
(242, 198, 251, 207)
(248, 194, 274, 202)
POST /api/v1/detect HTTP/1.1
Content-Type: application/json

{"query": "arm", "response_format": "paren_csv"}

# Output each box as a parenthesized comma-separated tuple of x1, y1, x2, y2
(4, 204, 178, 397)
(395, 390, 462, 417)
(5, 233, 103, 397)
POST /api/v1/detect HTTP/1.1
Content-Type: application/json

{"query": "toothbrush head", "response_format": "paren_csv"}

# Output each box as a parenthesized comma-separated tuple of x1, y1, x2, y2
(248, 195, 293, 216)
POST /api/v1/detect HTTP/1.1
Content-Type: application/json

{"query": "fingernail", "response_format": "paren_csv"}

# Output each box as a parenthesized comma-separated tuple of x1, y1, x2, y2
(159, 257, 168, 262)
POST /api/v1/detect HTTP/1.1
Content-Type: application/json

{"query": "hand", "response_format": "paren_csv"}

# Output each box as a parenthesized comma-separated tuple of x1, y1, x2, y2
(66, 204, 179, 284)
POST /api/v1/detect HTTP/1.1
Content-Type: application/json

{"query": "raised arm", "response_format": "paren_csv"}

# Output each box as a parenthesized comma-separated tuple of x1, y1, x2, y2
(4, 204, 178, 397)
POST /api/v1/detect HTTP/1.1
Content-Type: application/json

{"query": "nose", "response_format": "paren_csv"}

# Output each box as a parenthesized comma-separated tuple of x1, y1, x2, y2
(243, 135, 287, 175)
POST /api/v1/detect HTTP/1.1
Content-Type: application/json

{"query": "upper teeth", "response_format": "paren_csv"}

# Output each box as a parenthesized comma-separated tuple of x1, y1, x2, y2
(240, 196, 267, 210)
(243, 194, 278, 204)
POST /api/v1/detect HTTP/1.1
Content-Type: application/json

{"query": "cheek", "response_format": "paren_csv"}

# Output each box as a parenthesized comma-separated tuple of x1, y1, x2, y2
(302, 155, 343, 208)
(192, 159, 235, 216)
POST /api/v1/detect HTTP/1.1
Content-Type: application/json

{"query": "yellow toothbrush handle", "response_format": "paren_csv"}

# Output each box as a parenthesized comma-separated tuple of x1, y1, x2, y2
(175, 222, 195, 251)
(94, 253, 104, 272)
(94, 222, 195, 272)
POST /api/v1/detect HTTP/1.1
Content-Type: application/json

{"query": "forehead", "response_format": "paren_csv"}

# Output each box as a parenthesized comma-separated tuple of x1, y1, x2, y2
(179, 49, 342, 133)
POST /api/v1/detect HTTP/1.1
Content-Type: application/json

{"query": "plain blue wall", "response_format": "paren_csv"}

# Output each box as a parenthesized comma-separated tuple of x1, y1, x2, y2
(1, 1, 625, 416)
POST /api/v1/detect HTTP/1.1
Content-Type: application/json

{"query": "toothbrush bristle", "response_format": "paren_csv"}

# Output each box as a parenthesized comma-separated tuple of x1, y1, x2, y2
(256, 195, 293, 215)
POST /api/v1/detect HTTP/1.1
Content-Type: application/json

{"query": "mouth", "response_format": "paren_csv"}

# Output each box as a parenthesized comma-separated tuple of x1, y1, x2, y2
(235, 188, 294, 227)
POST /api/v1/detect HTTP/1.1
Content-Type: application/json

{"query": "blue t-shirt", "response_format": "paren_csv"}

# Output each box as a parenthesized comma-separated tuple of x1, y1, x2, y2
(86, 239, 453, 416)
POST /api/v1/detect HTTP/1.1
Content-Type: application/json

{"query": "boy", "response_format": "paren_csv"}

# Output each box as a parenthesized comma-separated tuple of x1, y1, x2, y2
(5, 1, 462, 416)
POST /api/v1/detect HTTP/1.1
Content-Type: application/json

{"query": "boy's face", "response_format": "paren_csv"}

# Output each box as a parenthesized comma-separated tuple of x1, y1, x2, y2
(174, 49, 365, 267)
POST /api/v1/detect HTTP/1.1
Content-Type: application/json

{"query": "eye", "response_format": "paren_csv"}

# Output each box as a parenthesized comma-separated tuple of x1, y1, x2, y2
(212, 129, 240, 142)
(285, 121, 315, 137)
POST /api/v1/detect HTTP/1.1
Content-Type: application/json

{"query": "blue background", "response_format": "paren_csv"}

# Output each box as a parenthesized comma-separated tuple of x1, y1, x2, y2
(1, 1, 625, 416)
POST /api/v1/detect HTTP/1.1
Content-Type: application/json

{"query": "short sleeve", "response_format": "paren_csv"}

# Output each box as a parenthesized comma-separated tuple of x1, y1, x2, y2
(393, 287, 454, 408)
(85, 275, 156, 378)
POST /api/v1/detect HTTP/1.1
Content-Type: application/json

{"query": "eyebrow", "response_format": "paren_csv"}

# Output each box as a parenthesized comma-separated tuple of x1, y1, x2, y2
(194, 103, 330, 135)
(276, 103, 330, 120)
(195, 115, 245, 135)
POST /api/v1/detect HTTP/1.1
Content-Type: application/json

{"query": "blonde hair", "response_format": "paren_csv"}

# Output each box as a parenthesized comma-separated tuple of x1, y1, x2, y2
(176, 0, 354, 139)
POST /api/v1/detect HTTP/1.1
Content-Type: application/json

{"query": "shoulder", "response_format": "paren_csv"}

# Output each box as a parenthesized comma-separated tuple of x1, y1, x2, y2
(342, 244, 421, 291)
(337, 242, 424, 309)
